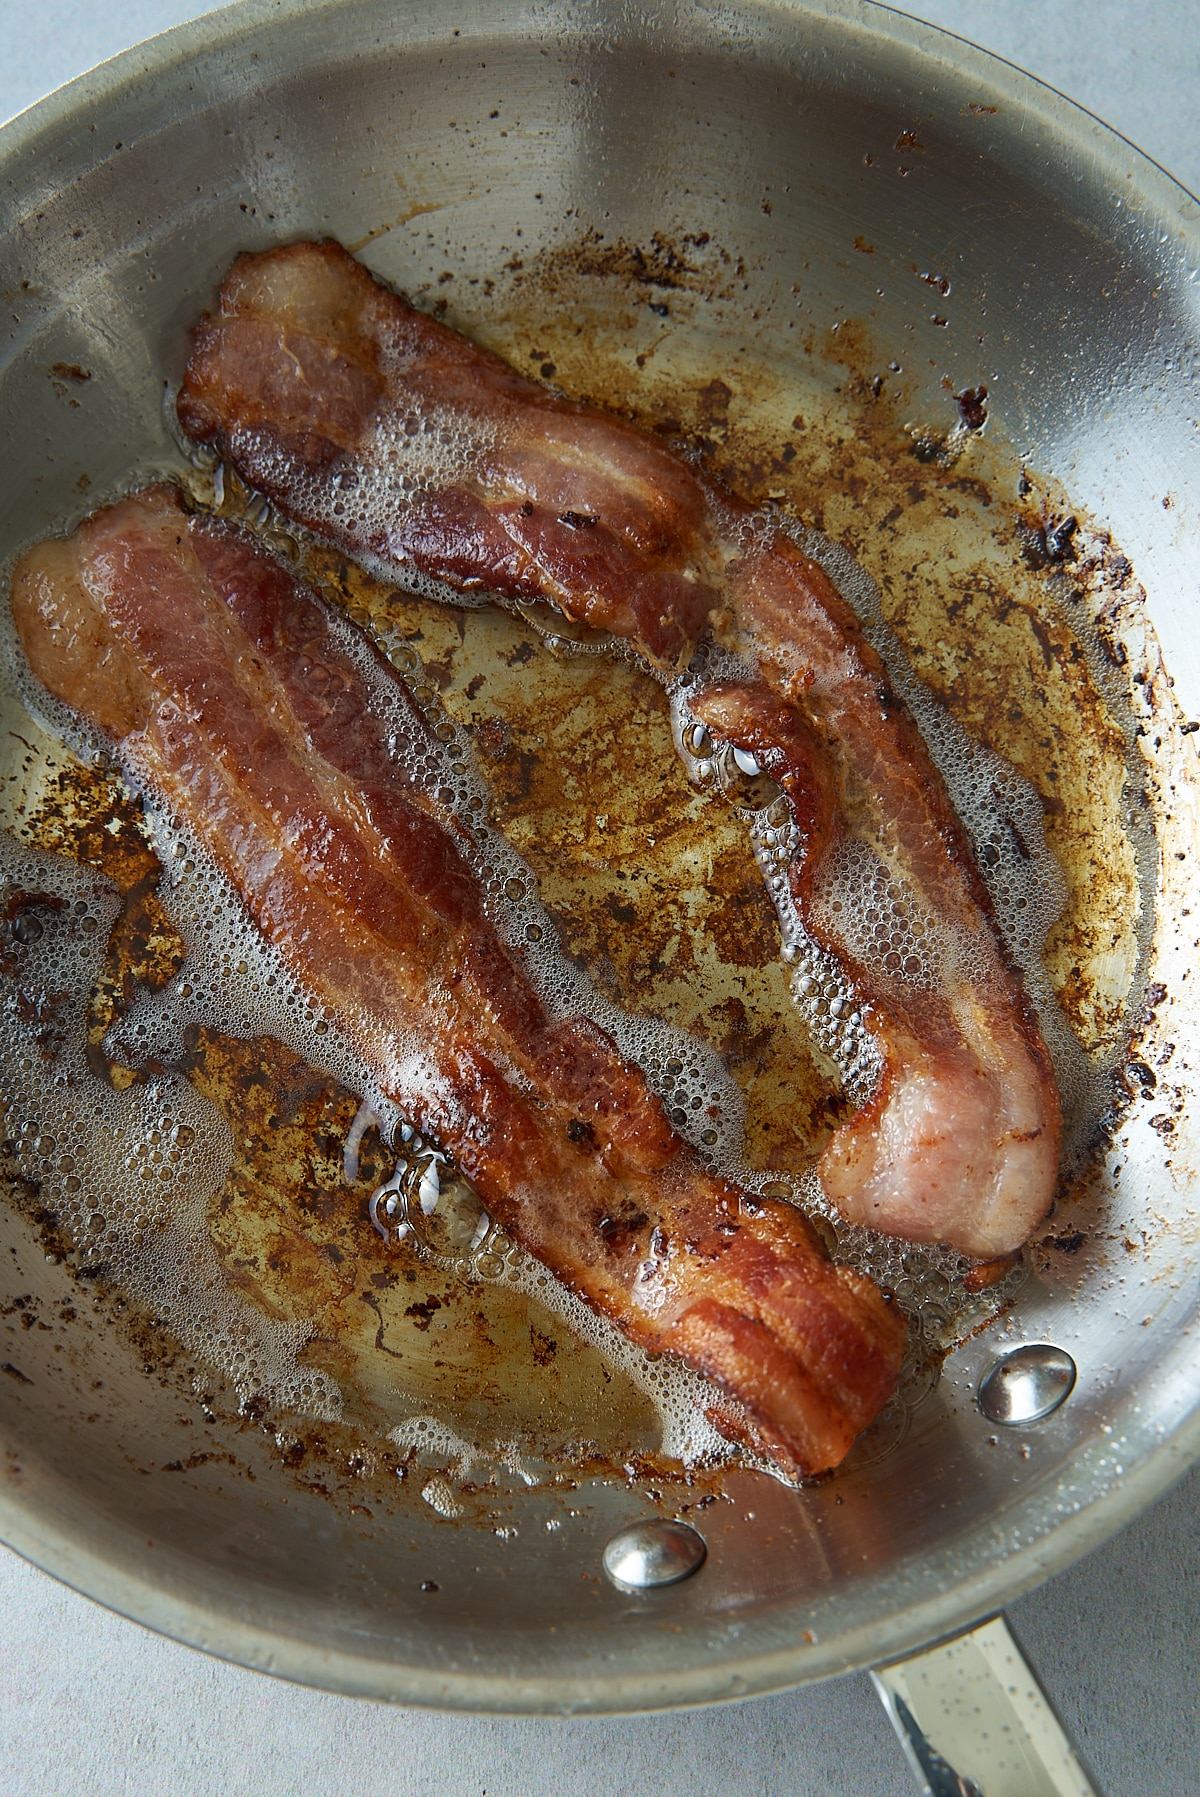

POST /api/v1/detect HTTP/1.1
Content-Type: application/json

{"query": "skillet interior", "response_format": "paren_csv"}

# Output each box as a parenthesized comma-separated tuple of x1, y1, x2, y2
(0, 0, 1198, 1711)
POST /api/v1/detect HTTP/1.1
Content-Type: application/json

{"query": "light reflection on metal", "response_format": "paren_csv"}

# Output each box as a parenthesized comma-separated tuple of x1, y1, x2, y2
(979, 1345, 1077, 1425)
(602, 1520, 707, 1592)
(872, 1615, 1100, 1796)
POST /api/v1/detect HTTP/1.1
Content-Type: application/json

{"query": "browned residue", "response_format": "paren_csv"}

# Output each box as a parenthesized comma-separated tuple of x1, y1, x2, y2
(183, 1025, 663, 1456)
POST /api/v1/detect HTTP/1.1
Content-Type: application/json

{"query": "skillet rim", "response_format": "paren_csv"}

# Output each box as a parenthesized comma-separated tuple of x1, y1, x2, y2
(0, 0, 1197, 1713)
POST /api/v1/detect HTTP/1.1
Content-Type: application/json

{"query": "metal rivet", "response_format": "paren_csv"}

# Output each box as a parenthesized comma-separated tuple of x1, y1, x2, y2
(979, 1343, 1077, 1425)
(602, 1519, 707, 1592)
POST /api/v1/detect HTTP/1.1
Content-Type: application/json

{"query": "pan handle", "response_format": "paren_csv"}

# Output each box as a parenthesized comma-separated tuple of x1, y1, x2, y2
(871, 1614, 1103, 1796)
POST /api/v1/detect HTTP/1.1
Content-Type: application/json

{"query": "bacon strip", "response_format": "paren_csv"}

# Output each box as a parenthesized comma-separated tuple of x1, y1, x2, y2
(11, 484, 905, 1477)
(177, 240, 1063, 1259)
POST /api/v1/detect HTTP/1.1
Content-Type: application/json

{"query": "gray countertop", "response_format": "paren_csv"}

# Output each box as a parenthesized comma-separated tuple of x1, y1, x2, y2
(0, 3, 1197, 1792)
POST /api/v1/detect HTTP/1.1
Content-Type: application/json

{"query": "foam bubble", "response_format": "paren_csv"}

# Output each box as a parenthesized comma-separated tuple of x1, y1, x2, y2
(789, 524, 1103, 1157)
(238, 401, 503, 614)
(0, 829, 341, 1422)
(420, 1472, 465, 1518)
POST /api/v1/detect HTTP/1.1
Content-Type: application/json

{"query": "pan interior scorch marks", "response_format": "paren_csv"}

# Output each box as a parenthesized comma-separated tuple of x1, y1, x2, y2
(0, 0, 1197, 1713)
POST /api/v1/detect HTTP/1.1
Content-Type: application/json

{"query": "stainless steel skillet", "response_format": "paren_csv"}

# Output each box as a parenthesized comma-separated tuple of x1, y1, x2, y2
(0, 1, 1197, 1789)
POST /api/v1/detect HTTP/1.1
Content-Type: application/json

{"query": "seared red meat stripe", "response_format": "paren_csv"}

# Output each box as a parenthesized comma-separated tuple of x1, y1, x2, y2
(11, 484, 905, 1476)
(176, 240, 1062, 1258)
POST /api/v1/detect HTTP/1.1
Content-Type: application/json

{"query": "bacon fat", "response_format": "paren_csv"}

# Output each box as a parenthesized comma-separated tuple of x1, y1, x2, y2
(11, 484, 906, 1477)
(176, 240, 1063, 1259)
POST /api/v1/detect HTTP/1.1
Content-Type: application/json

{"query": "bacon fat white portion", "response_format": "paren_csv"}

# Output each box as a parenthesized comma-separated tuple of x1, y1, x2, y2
(11, 484, 905, 1477)
(177, 240, 1063, 1259)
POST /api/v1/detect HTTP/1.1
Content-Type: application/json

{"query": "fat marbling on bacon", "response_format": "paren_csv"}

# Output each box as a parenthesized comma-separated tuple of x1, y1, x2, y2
(176, 240, 1063, 1260)
(11, 483, 906, 1477)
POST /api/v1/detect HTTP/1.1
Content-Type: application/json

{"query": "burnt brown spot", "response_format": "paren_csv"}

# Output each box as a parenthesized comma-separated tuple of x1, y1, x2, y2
(403, 1296, 444, 1331)
(473, 714, 511, 760)
(596, 1208, 650, 1252)
(963, 1253, 1020, 1292)
(1020, 514, 1078, 568)
(956, 385, 988, 431)
(696, 378, 733, 424)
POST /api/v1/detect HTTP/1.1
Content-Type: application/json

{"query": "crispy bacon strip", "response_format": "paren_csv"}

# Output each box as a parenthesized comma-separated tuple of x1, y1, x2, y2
(11, 484, 905, 1477)
(176, 240, 1062, 1258)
